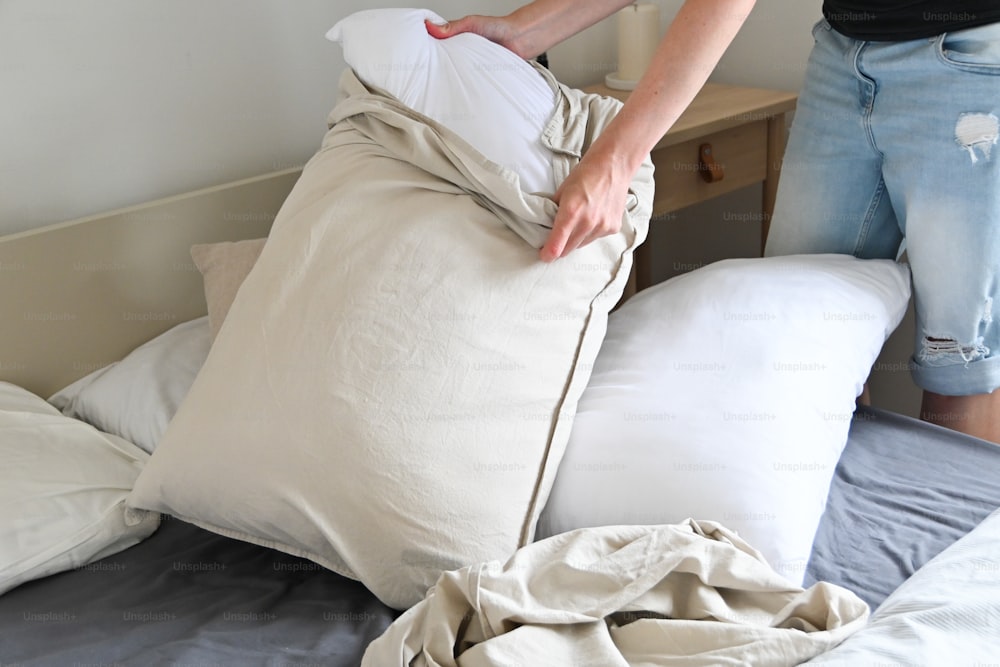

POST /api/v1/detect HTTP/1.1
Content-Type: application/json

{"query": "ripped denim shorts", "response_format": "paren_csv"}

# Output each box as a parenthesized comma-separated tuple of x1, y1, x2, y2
(766, 19, 1000, 396)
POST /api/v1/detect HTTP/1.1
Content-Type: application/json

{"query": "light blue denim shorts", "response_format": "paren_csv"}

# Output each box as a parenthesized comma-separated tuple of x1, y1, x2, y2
(765, 19, 1000, 396)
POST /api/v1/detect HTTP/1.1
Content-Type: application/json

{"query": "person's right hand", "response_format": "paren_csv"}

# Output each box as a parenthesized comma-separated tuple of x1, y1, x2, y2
(425, 15, 535, 59)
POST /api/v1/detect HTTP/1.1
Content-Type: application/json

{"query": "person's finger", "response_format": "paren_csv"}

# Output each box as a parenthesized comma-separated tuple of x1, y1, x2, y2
(541, 207, 593, 262)
(559, 224, 593, 259)
(542, 186, 586, 261)
(540, 217, 572, 262)
(424, 18, 453, 39)
(425, 16, 479, 40)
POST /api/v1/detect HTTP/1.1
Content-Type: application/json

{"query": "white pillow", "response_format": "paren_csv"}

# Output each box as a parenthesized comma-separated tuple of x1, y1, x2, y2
(326, 8, 557, 195)
(0, 382, 160, 595)
(536, 255, 912, 585)
(48, 317, 211, 454)
(802, 508, 1000, 664)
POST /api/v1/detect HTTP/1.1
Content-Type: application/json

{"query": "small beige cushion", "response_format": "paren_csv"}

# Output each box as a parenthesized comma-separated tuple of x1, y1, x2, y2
(190, 238, 266, 340)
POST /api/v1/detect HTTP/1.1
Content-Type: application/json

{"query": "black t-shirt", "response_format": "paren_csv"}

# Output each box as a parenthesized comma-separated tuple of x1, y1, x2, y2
(823, 1, 1000, 40)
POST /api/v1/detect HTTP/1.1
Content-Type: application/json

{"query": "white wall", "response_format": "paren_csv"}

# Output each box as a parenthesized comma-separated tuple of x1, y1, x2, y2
(0, 0, 522, 235)
(0, 0, 821, 235)
(0, 0, 920, 416)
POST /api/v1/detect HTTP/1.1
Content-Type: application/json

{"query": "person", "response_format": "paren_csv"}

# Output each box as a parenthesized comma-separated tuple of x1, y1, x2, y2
(762, 3, 1000, 443)
(426, 0, 757, 263)
(433, 2, 1000, 444)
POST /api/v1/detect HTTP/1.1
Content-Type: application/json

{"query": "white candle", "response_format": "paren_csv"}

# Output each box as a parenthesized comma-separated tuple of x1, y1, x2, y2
(616, 3, 660, 82)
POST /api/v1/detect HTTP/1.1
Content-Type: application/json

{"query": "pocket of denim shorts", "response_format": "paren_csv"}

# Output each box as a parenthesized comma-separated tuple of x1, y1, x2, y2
(811, 18, 833, 41)
(937, 21, 1000, 73)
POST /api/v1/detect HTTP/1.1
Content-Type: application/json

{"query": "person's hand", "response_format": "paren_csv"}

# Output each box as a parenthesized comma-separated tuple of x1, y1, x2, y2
(425, 15, 534, 59)
(541, 153, 631, 262)
(426, 10, 635, 262)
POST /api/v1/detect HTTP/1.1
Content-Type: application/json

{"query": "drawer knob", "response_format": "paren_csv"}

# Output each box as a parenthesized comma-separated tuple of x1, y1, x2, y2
(698, 143, 725, 183)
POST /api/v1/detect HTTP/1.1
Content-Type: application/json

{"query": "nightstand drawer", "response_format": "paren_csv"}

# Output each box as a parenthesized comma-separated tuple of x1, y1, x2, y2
(649, 120, 768, 216)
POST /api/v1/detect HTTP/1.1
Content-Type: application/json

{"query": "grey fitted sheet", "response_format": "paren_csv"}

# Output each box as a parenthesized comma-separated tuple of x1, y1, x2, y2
(805, 405, 1000, 610)
(2, 406, 998, 665)
(0, 515, 398, 666)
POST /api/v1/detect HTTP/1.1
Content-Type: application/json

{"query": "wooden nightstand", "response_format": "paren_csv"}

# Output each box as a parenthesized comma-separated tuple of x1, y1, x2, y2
(584, 82, 797, 295)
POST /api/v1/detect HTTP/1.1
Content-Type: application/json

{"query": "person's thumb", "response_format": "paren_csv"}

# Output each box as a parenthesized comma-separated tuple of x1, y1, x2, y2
(425, 18, 458, 39)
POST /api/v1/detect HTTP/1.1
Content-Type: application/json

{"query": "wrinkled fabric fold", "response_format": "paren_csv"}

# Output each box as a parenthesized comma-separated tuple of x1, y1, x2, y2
(362, 521, 869, 666)
(324, 67, 651, 249)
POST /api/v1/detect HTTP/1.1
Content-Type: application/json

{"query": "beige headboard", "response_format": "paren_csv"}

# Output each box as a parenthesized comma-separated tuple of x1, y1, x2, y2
(0, 168, 301, 397)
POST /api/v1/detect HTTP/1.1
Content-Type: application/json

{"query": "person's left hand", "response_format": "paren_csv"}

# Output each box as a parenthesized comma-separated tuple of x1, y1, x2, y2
(540, 152, 630, 262)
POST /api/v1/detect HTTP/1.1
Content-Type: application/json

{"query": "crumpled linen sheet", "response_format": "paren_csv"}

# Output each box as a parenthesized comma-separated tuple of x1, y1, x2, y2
(362, 521, 869, 666)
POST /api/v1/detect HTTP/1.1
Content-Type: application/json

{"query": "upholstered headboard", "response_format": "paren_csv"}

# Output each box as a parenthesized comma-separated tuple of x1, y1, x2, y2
(0, 168, 301, 397)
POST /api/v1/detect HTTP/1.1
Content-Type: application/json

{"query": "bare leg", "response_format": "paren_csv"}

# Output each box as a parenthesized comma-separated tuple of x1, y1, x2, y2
(856, 382, 871, 408)
(920, 389, 1000, 445)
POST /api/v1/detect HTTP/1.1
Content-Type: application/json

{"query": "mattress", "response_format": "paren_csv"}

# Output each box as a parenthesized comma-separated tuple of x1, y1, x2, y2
(1, 406, 998, 665)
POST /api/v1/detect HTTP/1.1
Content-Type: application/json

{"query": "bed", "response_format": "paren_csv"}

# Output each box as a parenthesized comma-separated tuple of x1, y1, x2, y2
(2, 159, 1000, 664)
(3, 9, 1000, 665)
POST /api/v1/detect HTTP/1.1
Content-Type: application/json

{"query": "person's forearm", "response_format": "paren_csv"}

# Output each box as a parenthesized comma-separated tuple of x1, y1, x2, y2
(586, 0, 756, 176)
(505, 0, 637, 58)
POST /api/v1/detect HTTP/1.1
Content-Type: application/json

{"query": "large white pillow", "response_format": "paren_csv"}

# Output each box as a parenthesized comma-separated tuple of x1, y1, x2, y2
(0, 382, 160, 595)
(537, 255, 912, 585)
(48, 317, 211, 454)
(129, 67, 653, 609)
(326, 8, 557, 195)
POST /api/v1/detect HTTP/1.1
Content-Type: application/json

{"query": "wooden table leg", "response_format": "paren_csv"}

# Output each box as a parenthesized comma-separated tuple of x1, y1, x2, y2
(761, 114, 788, 255)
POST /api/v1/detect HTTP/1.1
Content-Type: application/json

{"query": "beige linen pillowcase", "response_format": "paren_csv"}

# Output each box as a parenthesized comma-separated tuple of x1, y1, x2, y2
(129, 67, 654, 610)
(190, 238, 266, 340)
(0, 381, 160, 595)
